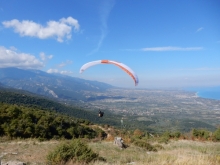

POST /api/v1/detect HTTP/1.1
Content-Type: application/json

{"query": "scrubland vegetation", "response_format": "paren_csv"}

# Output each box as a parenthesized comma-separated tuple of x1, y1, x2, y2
(0, 102, 220, 164)
(1, 132, 220, 165)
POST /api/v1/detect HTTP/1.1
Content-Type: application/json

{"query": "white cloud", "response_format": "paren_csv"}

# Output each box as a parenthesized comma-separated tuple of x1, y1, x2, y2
(141, 46, 203, 51)
(47, 60, 73, 75)
(196, 27, 204, 32)
(87, 0, 115, 55)
(58, 60, 72, 68)
(47, 69, 59, 74)
(40, 52, 53, 61)
(47, 68, 73, 75)
(2, 17, 80, 42)
(60, 70, 73, 74)
(0, 46, 43, 69)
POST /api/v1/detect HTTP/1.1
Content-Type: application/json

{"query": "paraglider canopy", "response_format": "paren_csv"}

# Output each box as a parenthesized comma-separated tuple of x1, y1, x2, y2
(79, 60, 139, 86)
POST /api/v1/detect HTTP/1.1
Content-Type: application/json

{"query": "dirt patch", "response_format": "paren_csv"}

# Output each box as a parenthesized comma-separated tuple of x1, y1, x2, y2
(0, 139, 59, 164)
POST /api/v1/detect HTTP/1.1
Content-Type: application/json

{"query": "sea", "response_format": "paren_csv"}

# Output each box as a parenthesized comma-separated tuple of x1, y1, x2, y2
(186, 86, 220, 100)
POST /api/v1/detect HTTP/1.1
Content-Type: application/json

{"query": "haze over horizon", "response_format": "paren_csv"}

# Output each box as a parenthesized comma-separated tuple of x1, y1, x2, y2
(0, 0, 219, 88)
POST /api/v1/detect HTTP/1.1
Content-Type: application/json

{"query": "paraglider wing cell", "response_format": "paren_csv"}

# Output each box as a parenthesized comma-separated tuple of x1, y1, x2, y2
(79, 60, 102, 73)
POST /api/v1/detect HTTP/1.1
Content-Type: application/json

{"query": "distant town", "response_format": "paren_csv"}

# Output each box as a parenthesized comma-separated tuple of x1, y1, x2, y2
(79, 88, 220, 132)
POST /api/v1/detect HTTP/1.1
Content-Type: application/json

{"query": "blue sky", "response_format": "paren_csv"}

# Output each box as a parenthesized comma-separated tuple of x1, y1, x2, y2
(0, 0, 220, 88)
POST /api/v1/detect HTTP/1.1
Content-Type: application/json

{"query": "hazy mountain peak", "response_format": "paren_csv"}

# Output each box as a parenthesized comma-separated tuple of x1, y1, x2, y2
(0, 67, 113, 101)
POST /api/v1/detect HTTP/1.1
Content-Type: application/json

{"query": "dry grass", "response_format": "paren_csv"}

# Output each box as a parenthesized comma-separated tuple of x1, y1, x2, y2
(0, 138, 220, 165)
(0, 138, 60, 165)
(88, 140, 220, 165)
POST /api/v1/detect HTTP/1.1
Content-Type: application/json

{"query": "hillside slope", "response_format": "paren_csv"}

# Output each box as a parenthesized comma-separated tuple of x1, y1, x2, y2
(0, 88, 121, 127)
(0, 67, 113, 101)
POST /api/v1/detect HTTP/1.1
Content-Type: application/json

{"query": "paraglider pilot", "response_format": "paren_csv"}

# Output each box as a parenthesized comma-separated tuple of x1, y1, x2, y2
(98, 109, 104, 117)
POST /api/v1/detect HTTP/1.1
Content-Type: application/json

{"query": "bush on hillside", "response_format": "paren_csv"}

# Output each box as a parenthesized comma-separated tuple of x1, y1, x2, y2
(192, 129, 210, 140)
(133, 129, 145, 138)
(93, 127, 107, 139)
(157, 131, 182, 144)
(158, 131, 170, 144)
(47, 139, 102, 164)
(170, 131, 181, 139)
(213, 128, 220, 141)
(132, 139, 157, 152)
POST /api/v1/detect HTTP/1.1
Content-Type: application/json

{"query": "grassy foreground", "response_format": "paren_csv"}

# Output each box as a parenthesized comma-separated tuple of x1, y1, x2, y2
(0, 138, 220, 165)
(89, 140, 220, 165)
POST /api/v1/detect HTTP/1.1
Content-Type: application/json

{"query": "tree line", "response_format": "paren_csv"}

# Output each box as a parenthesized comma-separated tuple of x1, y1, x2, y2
(0, 103, 106, 140)
(0, 89, 121, 127)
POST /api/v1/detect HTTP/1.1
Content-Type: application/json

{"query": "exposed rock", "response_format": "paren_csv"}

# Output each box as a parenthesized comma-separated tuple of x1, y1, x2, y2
(114, 137, 125, 149)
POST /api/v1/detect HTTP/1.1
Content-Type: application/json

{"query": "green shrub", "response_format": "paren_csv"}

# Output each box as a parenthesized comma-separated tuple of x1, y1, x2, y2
(156, 131, 182, 143)
(192, 129, 210, 140)
(133, 129, 145, 138)
(93, 127, 107, 139)
(158, 131, 170, 144)
(133, 140, 157, 151)
(171, 131, 181, 138)
(213, 128, 220, 141)
(47, 139, 99, 164)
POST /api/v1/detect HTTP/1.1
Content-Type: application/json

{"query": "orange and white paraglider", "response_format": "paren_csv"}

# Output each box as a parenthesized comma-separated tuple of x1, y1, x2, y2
(79, 60, 139, 86)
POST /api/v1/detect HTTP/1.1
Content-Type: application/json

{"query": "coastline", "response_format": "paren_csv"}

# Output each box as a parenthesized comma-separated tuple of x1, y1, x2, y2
(196, 91, 220, 101)
(186, 86, 220, 101)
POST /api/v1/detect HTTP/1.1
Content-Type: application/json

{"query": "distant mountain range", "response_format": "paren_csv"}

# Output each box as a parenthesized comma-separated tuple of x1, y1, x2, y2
(0, 67, 113, 102)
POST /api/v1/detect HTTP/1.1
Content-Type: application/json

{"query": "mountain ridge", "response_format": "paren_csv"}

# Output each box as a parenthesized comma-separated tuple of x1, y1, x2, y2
(0, 67, 113, 101)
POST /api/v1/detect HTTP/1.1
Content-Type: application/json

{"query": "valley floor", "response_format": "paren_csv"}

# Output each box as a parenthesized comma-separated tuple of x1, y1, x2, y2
(0, 138, 220, 165)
